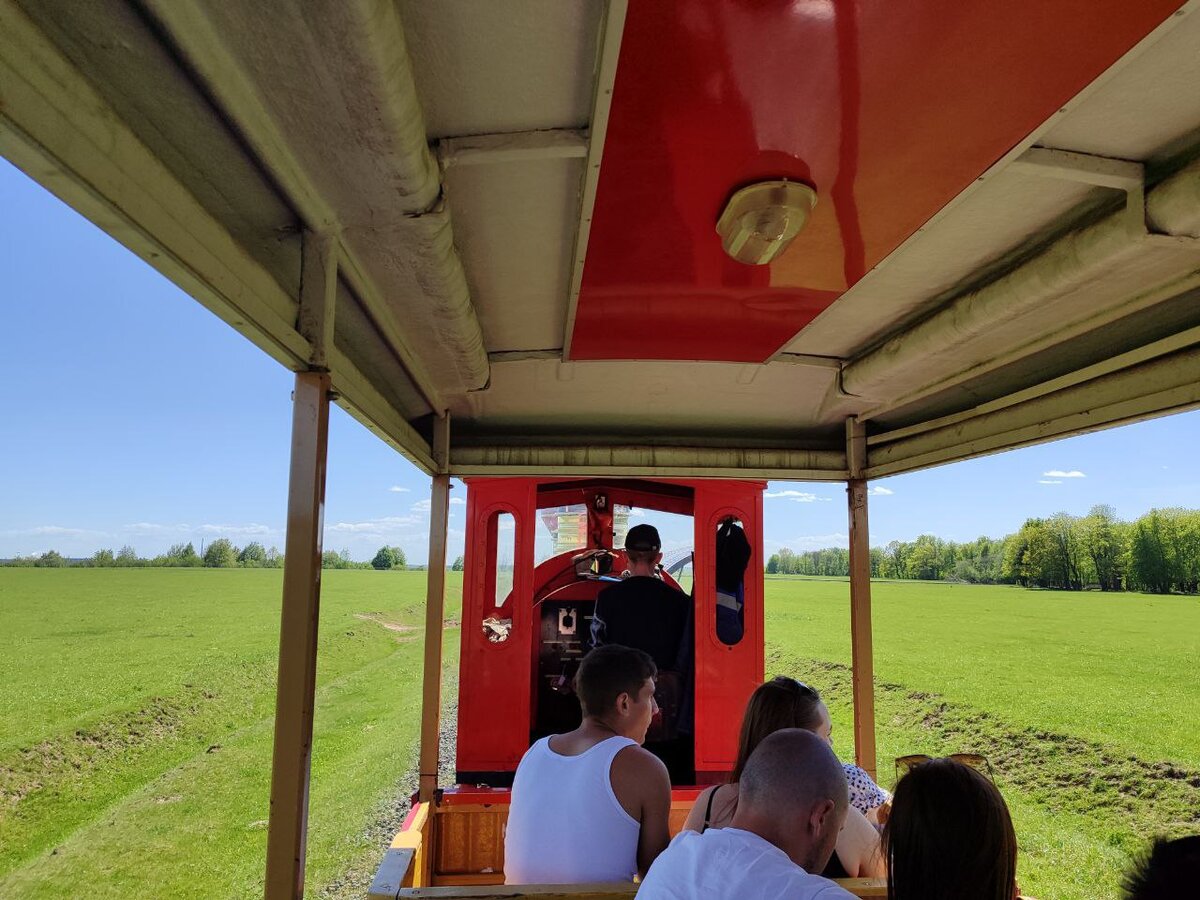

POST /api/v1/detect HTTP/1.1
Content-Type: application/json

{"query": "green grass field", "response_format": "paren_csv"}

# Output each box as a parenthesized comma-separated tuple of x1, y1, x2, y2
(0, 569, 460, 898)
(1, 570, 1196, 899)
(763, 577, 1200, 900)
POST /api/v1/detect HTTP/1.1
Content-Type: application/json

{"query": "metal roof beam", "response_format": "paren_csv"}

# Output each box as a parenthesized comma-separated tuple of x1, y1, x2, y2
(867, 342, 1200, 478)
(437, 129, 587, 169)
(449, 444, 847, 480)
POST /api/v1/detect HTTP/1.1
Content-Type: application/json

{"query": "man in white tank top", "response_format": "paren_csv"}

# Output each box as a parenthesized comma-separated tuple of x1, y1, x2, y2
(504, 644, 672, 884)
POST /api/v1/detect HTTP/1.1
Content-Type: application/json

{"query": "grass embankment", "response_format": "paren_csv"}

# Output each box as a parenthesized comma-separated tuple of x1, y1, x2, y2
(0, 569, 460, 898)
(1, 572, 1196, 899)
(764, 577, 1200, 900)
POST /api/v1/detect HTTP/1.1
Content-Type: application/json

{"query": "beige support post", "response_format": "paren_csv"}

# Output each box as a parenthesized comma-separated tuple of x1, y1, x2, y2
(846, 418, 878, 780)
(418, 414, 451, 802)
(265, 371, 332, 899)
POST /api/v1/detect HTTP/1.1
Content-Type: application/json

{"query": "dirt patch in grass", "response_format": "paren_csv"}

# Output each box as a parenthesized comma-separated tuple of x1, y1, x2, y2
(353, 613, 418, 634)
(0, 693, 206, 812)
(771, 650, 1200, 847)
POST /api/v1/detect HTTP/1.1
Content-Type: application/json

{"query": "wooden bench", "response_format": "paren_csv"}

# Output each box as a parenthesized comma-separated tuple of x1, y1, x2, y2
(391, 882, 887, 899)
(368, 794, 1043, 900)
(367, 794, 889, 899)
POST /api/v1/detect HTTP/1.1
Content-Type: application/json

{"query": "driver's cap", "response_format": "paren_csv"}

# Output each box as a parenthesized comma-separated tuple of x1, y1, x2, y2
(625, 524, 661, 553)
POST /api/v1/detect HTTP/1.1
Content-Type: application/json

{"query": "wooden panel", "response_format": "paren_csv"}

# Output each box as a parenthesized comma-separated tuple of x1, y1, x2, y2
(435, 807, 507, 877)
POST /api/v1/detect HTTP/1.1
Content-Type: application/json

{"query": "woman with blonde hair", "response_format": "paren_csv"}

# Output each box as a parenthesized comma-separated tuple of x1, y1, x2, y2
(682, 677, 885, 879)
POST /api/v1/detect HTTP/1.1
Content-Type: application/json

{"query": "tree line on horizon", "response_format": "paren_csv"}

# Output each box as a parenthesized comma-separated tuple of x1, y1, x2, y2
(767, 505, 1200, 594)
(3, 541, 410, 571)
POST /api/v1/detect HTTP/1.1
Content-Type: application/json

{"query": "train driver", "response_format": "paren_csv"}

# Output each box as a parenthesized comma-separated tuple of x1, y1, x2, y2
(591, 524, 692, 780)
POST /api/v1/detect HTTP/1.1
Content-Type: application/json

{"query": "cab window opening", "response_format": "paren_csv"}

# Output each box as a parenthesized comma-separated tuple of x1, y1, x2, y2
(715, 516, 750, 646)
(481, 510, 516, 643)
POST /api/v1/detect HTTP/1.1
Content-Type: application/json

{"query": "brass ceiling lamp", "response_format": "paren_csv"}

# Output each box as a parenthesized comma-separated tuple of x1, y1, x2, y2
(716, 180, 818, 265)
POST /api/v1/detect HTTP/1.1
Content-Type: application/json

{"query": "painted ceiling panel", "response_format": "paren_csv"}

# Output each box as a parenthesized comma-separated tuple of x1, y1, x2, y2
(571, 0, 1182, 363)
(398, 0, 602, 139)
(1041, 8, 1200, 162)
(446, 157, 583, 352)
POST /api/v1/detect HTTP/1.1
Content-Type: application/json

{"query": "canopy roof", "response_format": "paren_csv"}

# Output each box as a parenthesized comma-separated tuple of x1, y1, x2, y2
(4, 0, 1199, 479)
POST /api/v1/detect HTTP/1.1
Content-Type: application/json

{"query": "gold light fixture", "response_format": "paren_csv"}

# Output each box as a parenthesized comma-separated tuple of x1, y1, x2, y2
(716, 180, 818, 265)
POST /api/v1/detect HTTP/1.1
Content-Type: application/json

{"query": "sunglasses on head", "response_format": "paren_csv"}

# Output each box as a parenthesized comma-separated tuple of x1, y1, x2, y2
(772, 676, 820, 699)
(895, 752, 995, 781)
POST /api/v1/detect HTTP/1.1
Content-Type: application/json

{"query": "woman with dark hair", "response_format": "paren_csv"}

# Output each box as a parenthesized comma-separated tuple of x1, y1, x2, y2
(883, 758, 1018, 900)
(681, 676, 886, 879)
(1123, 835, 1200, 899)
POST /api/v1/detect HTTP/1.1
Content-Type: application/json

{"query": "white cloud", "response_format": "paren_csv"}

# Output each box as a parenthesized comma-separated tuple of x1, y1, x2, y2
(1038, 479, 1063, 485)
(123, 522, 192, 535)
(868, 486, 894, 496)
(784, 532, 849, 550)
(327, 515, 422, 535)
(388, 485, 410, 493)
(198, 523, 274, 537)
(1043, 470, 1085, 478)
(449, 497, 466, 505)
(411, 498, 431, 513)
(764, 490, 831, 503)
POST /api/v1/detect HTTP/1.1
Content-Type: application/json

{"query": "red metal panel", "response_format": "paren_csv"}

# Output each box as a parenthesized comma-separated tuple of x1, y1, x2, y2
(571, 0, 1179, 362)
(691, 481, 765, 777)
(457, 477, 766, 782)
(456, 479, 536, 774)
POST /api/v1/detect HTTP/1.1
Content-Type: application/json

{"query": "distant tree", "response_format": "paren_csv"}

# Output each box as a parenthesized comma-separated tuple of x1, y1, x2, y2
(204, 538, 238, 568)
(115, 545, 141, 567)
(868, 546, 885, 578)
(35, 549, 67, 568)
(164, 542, 202, 567)
(451, 555, 465, 572)
(881, 541, 905, 579)
(238, 542, 266, 567)
(321, 550, 344, 570)
(390, 546, 406, 568)
(92, 548, 115, 567)
(765, 553, 779, 575)
(264, 546, 283, 568)
(1080, 505, 1125, 590)
(905, 535, 944, 580)
(372, 546, 397, 570)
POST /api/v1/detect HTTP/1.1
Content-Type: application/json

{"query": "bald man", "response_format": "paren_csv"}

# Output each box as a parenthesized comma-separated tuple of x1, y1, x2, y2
(637, 729, 855, 899)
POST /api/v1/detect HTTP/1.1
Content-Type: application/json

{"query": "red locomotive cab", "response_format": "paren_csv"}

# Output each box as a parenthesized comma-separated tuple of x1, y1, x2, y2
(456, 478, 766, 788)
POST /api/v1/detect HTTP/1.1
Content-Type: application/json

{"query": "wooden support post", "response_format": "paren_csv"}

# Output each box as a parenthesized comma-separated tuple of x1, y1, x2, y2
(418, 414, 451, 802)
(265, 371, 331, 899)
(846, 418, 878, 780)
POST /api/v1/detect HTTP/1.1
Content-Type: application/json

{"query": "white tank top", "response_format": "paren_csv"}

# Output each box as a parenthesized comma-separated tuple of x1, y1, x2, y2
(504, 735, 641, 884)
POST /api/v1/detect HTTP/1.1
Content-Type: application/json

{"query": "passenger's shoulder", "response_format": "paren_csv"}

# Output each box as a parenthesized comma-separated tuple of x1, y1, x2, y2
(611, 743, 671, 785)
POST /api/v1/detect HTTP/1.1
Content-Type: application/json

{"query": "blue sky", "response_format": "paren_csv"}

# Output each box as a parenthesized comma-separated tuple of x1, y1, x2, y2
(5, 159, 1199, 562)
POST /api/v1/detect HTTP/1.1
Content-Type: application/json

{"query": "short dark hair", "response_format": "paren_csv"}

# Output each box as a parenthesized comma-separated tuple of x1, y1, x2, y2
(575, 644, 656, 716)
(740, 728, 847, 817)
(883, 759, 1017, 900)
(1123, 836, 1200, 899)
